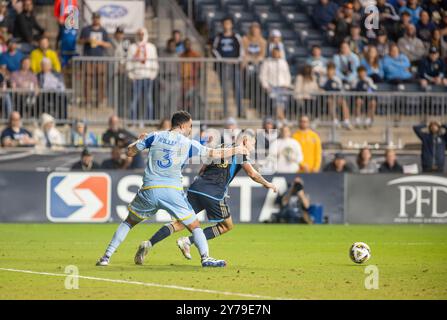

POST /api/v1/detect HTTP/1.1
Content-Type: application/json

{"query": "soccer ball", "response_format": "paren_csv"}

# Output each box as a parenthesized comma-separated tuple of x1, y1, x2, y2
(349, 242, 371, 264)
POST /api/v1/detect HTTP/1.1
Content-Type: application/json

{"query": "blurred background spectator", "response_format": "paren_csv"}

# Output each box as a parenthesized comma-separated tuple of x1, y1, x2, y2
(323, 153, 354, 172)
(71, 148, 100, 171)
(379, 149, 404, 173)
(1, 111, 35, 147)
(413, 121, 446, 173)
(293, 115, 322, 173)
(33, 112, 64, 148)
(356, 147, 378, 173)
(269, 125, 303, 173)
(71, 120, 97, 147)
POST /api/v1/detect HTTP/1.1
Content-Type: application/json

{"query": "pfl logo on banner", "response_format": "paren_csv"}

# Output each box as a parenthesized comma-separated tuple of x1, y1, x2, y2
(388, 175, 447, 223)
(47, 172, 111, 222)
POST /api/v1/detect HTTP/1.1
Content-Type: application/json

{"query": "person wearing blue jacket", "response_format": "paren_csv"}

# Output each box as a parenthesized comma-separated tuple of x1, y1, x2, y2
(413, 121, 447, 173)
(333, 41, 360, 86)
(381, 43, 413, 83)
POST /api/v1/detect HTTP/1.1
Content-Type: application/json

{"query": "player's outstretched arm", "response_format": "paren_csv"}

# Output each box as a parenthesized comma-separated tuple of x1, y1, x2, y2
(127, 133, 148, 157)
(207, 144, 249, 159)
(242, 162, 277, 193)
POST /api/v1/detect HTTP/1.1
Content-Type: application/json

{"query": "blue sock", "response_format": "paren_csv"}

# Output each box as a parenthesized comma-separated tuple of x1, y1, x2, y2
(104, 221, 132, 258)
(149, 224, 174, 247)
(191, 228, 209, 259)
(189, 225, 221, 244)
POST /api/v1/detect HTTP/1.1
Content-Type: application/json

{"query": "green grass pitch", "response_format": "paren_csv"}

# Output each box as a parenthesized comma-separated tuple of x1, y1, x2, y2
(0, 224, 446, 300)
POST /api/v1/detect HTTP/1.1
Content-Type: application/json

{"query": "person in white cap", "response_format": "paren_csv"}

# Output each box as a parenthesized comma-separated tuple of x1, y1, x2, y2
(33, 113, 64, 148)
(267, 29, 286, 59)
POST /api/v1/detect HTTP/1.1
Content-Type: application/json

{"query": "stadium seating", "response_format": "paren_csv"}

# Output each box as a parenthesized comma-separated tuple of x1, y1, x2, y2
(195, 0, 332, 75)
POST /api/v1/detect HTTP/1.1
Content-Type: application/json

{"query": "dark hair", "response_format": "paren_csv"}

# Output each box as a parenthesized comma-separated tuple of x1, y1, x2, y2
(327, 61, 336, 70)
(311, 44, 321, 51)
(171, 111, 192, 128)
(222, 16, 233, 23)
(357, 65, 366, 73)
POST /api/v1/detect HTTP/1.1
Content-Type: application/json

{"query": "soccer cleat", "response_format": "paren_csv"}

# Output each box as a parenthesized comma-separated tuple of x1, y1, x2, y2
(201, 257, 227, 268)
(96, 256, 109, 266)
(134, 240, 151, 265)
(177, 237, 192, 260)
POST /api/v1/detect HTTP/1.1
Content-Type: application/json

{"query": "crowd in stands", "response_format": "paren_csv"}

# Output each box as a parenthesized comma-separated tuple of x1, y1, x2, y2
(0, 0, 445, 174)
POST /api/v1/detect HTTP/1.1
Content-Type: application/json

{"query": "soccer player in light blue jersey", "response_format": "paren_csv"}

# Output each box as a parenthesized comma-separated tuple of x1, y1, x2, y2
(96, 111, 249, 268)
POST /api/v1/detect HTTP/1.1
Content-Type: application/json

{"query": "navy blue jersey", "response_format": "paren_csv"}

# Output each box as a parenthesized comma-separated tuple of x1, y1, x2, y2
(188, 153, 248, 200)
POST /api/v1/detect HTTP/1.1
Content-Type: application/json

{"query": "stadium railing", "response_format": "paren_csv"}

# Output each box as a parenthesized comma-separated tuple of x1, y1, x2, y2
(0, 89, 73, 124)
(69, 56, 446, 127)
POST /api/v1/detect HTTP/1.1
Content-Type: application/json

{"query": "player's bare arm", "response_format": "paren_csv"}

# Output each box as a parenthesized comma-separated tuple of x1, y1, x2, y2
(126, 133, 148, 157)
(242, 162, 277, 193)
(207, 144, 249, 159)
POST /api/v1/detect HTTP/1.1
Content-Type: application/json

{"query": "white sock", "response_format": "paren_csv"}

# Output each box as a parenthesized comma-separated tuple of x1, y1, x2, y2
(104, 221, 131, 258)
(192, 228, 209, 259)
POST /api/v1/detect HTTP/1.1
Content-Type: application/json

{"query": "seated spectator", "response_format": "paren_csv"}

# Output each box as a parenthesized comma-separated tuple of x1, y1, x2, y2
(13, 0, 44, 53)
(267, 29, 286, 59)
(313, 0, 339, 31)
(0, 38, 24, 72)
(269, 125, 303, 174)
(422, 0, 443, 24)
(353, 66, 377, 128)
(37, 58, 65, 90)
(413, 121, 446, 173)
(257, 117, 277, 157)
(10, 57, 37, 89)
(376, 0, 400, 40)
(321, 62, 352, 129)
(71, 148, 100, 171)
(71, 120, 97, 146)
(1, 111, 36, 147)
(222, 117, 241, 144)
(416, 10, 436, 45)
(396, 11, 413, 40)
(102, 115, 137, 147)
(101, 146, 131, 169)
(331, 3, 361, 46)
(375, 28, 390, 58)
(30, 36, 61, 73)
(33, 112, 64, 148)
(379, 149, 404, 173)
(356, 147, 378, 173)
(168, 30, 184, 55)
(293, 115, 322, 173)
(399, 0, 422, 25)
(241, 22, 266, 68)
(430, 28, 442, 53)
(361, 45, 384, 82)
(333, 41, 360, 86)
(381, 43, 413, 83)
(323, 153, 354, 172)
(397, 24, 426, 64)
(345, 24, 368, 55)
(294, 64, 321, 101)
(305, 45, 328, 84)
(418, 46, 447, 88)
(259, 47, 292, 121)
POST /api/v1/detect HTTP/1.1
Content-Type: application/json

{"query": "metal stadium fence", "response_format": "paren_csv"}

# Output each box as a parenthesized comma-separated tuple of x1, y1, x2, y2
(1, 57, 445, 127)
(0, 89, 73, 124)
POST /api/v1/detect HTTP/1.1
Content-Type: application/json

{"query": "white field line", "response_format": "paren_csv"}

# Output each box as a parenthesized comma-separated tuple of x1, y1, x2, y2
(0, 267, 296, 300)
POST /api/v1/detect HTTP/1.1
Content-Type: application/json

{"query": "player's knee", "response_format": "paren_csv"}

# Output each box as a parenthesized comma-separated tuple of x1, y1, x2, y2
(186, 219, 200, 231)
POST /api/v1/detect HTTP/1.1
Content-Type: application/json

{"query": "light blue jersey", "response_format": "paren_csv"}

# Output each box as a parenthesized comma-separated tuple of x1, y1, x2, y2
(128, 130, 210, 223)
(136, 130, 210, 189)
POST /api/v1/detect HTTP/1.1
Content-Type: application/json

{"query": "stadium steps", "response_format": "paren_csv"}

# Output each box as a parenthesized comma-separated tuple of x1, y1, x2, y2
(35, 4, 59, 49)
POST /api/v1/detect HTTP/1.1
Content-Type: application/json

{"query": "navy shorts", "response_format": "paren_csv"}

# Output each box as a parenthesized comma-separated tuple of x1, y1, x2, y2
(187, 191, 231, 223)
